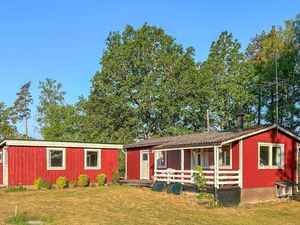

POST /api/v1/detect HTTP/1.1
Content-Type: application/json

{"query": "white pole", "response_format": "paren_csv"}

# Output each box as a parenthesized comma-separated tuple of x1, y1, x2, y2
(239, 140, 243, 188)
(214, 146, 219, 189)
(154, 151, 157, 181)
(181, 149, 184, 184)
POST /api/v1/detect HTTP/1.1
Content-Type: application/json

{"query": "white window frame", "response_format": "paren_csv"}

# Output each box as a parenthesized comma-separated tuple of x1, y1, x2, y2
(156, 151, 167, 169)
(219, 144, 232, 169)
(258, 142, 284, 169)
(84, 149, 101, 170)
(46, 148, 66, 170)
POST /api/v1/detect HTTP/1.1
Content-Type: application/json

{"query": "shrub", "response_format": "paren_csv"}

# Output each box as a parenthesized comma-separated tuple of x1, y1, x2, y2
(56, 176, 68, 189)
(4, 186, 27, 193)
(111, 168, 119, 184)
(69, 181, 77, 188)
(33, 177, 51, 190)
(192, 165, 206, 191)
(77, 174, 89, 187)
(96, 174, 106, 186)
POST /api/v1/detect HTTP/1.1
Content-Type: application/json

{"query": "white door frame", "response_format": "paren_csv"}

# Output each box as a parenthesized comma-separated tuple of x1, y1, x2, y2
(140, 150, 150, 180)
(3, 146, 8, 186)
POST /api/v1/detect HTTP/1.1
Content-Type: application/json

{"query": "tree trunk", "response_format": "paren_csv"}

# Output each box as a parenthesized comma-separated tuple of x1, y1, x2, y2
(25, 116, 28, 140)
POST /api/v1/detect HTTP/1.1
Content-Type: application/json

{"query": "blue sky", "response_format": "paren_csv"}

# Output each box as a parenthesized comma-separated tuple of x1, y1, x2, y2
(0, 1, 299, 138)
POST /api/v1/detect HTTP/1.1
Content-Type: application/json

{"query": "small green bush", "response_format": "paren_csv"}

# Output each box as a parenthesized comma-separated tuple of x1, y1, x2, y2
(111, 168, 119, 184)
(96, 174, 106, 186)
(77, 174, 89, 187)
(56, 176, 68, 189)
(4, 186, 27, 193)
(33, 177, 51, 190)
(69, 181, 77, 188)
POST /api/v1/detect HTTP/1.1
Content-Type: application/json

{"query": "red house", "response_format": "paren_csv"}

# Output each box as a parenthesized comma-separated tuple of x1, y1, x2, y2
(125, 124, 300, 203)
(0, 140, 123, 186)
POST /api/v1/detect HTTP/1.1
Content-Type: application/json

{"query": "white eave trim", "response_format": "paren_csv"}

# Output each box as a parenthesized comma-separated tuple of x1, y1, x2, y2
(2, 140, 123, 149)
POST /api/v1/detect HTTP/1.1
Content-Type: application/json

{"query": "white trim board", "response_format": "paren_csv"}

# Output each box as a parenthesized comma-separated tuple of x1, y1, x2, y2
(0, 140, 123, 149)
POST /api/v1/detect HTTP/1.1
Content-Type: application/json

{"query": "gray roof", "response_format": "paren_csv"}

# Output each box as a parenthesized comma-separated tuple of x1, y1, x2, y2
(125, 125, 300, 150)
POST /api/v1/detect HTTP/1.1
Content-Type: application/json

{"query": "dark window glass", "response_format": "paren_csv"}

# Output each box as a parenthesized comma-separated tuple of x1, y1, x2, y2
(259, 146, 270, 166)
(50, 150, 63, 167)
(143, 153, 148, 161)
(86, 151, 98, 167)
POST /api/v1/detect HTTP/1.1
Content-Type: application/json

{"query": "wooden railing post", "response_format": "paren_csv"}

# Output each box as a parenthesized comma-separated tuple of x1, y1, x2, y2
(181, 149, 184, 184)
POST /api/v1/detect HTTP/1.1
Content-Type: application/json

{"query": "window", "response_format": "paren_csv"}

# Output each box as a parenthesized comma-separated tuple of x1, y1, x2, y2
(84, 149, 101, 170)
(47, 148, 66, 170)
(0, 152, 2, 163)
(219, 145, 231, 167)
(258, 143, 284, 169)
(194, 148, 214, 168)
(157, 151, 167, 168)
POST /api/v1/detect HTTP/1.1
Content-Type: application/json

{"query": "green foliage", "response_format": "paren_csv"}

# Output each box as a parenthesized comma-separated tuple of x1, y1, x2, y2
(12, 82, 33, 139)
(33, 177, 51, 190)
(82, 23, 197, 143)
(96, 174, 107, 186)
(6, 213, 52, 225)
(198, 192, 218, 207)
(0, 103, 18, 140)
(56, 176, 68, 189)
(118, 150, 126, 178)
(77, 174, 89, 187)
(37, 78, 66, 137)
(246, 14, 300, 133)
(192, 165, 206, 191)
(4, 186, 27, 193)
(41, 104, 82, 141)
(111, 168, 119, 184)
(69, 181, 77, 188)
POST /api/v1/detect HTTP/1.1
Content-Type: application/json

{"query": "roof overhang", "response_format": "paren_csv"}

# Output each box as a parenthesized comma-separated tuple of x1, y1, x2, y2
(221, 125, 300, 145)
(0, 140, 123, 149)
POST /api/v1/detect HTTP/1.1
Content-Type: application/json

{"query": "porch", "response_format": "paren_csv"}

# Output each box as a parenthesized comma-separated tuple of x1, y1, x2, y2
(153, 145, 242, 188)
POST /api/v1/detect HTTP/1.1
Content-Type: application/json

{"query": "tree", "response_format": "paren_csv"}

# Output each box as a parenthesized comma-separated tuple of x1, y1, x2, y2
(0, 103, 18, 139)
(83, 24, 198, 142)
(37, 78, 66, 136)
(13, 82, 33, 139)
(246, 15, 300, 133)
(199, 31, 256, 130)
(41, 104, 82, 141)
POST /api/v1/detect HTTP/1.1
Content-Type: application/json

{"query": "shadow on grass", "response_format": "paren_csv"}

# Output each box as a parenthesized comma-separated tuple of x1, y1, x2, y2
(6, 213, 53, 225)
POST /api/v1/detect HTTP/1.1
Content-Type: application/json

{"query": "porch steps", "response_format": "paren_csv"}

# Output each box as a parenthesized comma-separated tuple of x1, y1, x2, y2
(119, 179, 154, 187)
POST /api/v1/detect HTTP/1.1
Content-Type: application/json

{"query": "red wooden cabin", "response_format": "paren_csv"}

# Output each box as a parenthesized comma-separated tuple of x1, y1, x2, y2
(125, 124, 300, 203)
(0, 140, 122, 186)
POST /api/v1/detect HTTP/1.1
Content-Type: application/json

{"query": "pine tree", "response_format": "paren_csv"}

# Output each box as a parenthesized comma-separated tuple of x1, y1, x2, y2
(13, 82, 33, 139)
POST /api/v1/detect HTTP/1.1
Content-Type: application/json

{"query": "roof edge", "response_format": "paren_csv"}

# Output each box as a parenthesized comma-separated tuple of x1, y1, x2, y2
(0, 140, 123, 149)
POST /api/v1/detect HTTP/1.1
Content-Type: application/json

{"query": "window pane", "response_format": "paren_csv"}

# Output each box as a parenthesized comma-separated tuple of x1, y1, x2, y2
(272, 147, 282, 167)
(157, 151, 166, 167)
(259, 146, 270, 166)
(219, 146, 230, 166)
(87, 151, 98, 167)
(0, 152, 2, 163)
(50, 150, 63, 167)
(143, 153, 148, 161)
(197, 153, 201, 166)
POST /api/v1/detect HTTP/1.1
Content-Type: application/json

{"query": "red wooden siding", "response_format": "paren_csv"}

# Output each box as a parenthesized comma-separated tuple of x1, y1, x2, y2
(126, 147, 154, 180)
(166, 150, 191, 170)
(0, 148, 3, 184)
(7, 146, 118, 186)
(231, 141, 239, 171)
(243, 129, 297, 188)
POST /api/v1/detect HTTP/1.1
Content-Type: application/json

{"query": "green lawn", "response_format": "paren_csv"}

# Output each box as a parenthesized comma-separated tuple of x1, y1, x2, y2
(0, 185, 300, 225)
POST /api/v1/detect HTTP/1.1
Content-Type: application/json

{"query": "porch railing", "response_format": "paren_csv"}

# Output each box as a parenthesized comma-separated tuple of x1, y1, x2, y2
(154, 169, 241, 187)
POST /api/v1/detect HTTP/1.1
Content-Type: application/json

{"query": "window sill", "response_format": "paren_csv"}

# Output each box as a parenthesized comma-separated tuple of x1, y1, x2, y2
(84, 167, 101, 170)
(47, 167, 65, 171)
(258, 166, 284, 170)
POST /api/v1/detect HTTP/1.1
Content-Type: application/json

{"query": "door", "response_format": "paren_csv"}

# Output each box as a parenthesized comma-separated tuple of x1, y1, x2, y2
(140, 151, 149, 180)
(3, 147, 8, 185)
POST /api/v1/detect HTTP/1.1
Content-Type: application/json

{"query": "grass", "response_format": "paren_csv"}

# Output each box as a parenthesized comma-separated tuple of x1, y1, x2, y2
(6, 213, 52, 225)
(0, 185, 300, 225)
